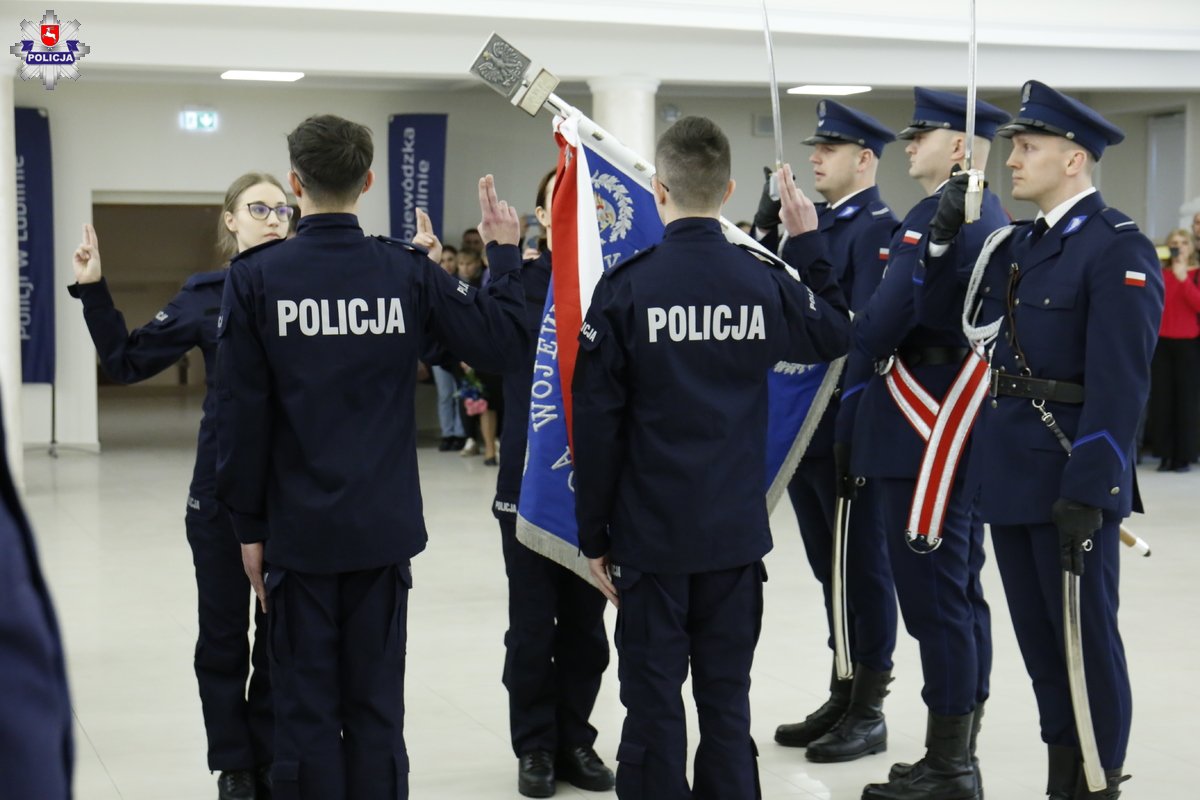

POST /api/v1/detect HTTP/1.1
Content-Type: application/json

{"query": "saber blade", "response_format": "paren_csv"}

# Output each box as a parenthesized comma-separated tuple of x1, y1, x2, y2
(963, 0, 984, 222)
(831, 495, 853, 680)
(761, 0, 784, 170)
(1063, 571, 1107, 792)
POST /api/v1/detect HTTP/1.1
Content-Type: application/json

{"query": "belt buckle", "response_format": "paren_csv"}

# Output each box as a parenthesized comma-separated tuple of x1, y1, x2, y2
(875, 354, 895, 376)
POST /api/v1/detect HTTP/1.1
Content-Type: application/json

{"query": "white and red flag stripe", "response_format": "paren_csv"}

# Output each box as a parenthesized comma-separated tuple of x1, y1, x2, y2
(901, 229, 922, 245)
(1124, 270, 1146, 287)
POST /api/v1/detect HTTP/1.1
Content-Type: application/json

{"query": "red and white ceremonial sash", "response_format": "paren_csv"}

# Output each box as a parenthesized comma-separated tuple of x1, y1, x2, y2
(884, 349, 991, 549)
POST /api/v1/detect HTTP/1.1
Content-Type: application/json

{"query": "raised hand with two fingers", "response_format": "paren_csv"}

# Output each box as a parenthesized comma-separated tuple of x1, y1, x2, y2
(477, 174, 521, 247)
(412, 207, 443, 264)
(72, 223, 103, 285)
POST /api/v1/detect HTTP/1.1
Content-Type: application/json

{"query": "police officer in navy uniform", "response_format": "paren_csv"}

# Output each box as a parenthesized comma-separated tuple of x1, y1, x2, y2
(765, 101, 902, 763)
(69, 173, 289, 800)
(926, 81, 1163, 800)
(849, 88, 1010, 800)
(0, 386, 73, 799)
(492, 168, 614, 797)
(572, 116, 852, 800)
(215, 114, 528, 800)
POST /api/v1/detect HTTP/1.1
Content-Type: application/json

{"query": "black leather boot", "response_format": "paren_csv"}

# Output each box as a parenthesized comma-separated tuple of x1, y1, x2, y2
(1047, 745, 1081, 800)
(889, 701, 984, 795)
(775, 662, 853, 747)
(217, 770, 257, 800)
(1076, 767, 1130, 799)
(806, 666, 890, 763)
(861, 710, 979, 800)
(518, 750, 555, 798)
(556, 745, 615, 791)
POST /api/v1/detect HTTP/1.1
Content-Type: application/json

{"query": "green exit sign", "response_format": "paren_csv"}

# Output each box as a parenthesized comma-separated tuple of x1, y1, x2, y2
(179, 109, 219, 132)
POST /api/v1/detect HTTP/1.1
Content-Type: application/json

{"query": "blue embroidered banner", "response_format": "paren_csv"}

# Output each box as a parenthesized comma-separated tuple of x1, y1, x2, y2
(15, 107, 55, 384)
(388, 113, 447, 241)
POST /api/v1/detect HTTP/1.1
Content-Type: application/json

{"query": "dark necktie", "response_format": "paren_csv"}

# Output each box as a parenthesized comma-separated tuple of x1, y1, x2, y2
(1031, 217, 1050, 243)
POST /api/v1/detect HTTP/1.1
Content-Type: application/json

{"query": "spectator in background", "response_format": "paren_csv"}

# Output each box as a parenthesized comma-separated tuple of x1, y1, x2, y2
(1149, 228, 1200, 472)
(456, 248, 503, 463)
(432, 244, 467, 452)
(1192, 211, 1200, 249)
(462, 227, 485, 253)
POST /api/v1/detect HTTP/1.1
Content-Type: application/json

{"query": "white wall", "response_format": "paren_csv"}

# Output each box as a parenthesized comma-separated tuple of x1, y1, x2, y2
(15, 77, 1200, 446)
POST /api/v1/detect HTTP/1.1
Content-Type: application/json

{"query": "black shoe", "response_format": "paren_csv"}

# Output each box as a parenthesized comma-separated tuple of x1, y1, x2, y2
(1174, 464, 1192, 473)
(438, 437, 454, 452)
(1046, 745, 1081, 800)
(484, 456, 498, 466)
(556, 745, 615, 791)
(518, 750, 556, 798)
(256, 765, 272, 799)
(890, 701, 984, 795)
(1157, 459, 1174, 472)
(861, 710, 978, 800)
(775, 661, 853, 747)
(806, 666, 890, 763)
(217, 770, 257, 800)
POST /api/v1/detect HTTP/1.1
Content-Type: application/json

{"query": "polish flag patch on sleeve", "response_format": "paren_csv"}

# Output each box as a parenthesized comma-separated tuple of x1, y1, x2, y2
(879, 247, 890, 260)
(1124, 270, 1147, 287)
(902, 230, 922, 245)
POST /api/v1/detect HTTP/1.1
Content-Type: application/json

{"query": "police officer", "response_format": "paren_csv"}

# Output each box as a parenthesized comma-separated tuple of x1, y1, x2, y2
(215, 114, 528, 800)
(69, 173, 289, 800)
(850, 88, 1009, 800)
(572, 115, 852, 800)
(0, 385, 73, 799)
(492, 168, 614, 797)
(926, 81, 1163, 800)
(765, 101, 901, 763)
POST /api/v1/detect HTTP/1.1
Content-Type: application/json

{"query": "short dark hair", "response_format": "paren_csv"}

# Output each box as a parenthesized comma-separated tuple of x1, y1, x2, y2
(535, 167, 557, 209)
(655, 116, 731, 212)
(287, 115, 373, 206)
(442, 244, 458, 257)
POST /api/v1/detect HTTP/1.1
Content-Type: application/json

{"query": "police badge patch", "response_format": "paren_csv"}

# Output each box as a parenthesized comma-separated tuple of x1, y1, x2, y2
(10, 10, 89, 90)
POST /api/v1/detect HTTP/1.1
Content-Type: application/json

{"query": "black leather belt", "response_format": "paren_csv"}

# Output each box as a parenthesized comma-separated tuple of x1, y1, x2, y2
(896, 346, 969, 368)
(989, 371, 1085, 404)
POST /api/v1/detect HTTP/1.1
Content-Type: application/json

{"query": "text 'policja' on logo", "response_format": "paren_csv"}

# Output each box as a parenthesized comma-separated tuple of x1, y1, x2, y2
(10, 10, 90, 90)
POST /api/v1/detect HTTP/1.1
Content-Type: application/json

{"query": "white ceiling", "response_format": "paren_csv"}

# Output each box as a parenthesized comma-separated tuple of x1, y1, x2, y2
(6, 0, 1200, 93)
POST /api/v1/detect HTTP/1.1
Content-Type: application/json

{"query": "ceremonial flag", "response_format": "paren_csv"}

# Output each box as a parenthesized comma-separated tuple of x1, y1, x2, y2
(516, 112, 841, 583)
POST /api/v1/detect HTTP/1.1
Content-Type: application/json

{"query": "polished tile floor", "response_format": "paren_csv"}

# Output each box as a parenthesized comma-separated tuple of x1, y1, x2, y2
(21, 389, 1195, 799)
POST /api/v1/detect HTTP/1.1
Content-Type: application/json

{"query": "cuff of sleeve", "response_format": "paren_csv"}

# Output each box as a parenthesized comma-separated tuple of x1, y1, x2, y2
(484, 243, 521, 276)
(927, 241, 951, 258)
(578, 528, 611, 559)
(68, 277, 113, 305)
(227, 510, 269, 544)
(782, 230, 831, 272)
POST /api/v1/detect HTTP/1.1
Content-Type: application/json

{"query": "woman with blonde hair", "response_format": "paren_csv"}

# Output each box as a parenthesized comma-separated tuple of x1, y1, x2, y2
(1148, 228, 1200, 471)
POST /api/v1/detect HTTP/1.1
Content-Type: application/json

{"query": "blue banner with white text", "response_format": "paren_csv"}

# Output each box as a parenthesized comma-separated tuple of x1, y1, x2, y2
(15, 107, 55, 384)
(388, 113, 447, 241)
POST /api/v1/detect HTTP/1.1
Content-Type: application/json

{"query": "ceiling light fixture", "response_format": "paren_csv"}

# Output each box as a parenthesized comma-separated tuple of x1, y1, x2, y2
(220, 70, 305, 82)
(787, 84, 871, 96)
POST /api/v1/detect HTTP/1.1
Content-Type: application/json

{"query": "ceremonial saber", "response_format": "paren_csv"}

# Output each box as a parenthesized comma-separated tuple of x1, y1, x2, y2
(1119, 525, 1151, 556)
(761, 1, 785, 200)
(831, 493, 854, 680)
(962, 0, 984, 223)
(1064, 570, 1107, 792)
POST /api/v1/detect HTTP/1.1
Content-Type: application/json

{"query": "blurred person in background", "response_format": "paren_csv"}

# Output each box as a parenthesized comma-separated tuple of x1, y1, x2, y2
(1148, 228, 1200, 472)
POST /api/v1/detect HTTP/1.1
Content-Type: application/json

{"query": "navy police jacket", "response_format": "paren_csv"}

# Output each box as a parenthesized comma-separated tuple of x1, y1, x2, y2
(849, 187, 1007, 478)
(573, 218, 852, 574)
(215, 214, 527, 573)
(0, 384, 73, 797)
(780, 186, 898, 453)
(941, 192, 1163, 523)
(69, 271, 226, 513)
(494, 251, 553, 517)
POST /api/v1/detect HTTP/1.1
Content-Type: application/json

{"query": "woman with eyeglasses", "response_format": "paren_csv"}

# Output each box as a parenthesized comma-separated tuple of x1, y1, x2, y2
(68, 172, 291, 800)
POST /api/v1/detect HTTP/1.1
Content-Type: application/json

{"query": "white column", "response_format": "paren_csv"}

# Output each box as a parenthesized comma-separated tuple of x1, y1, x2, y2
(587, 76, 661, 162)
(0, 70, 24, 486)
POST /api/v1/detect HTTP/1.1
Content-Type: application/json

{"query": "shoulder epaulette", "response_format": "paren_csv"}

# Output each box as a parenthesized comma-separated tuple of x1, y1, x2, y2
(735, 242, 784, 268)
(869, 200, 894, 218)
(373, 235, 428, 255)
(184, 269, 227, 290)
(229, 237, 286, 263)
(602, 244, 658, 277)
(1098, 207, 1140, 233)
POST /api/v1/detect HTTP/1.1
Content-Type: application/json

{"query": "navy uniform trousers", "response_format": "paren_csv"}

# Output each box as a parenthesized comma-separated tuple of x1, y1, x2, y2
(612, 562, 765, 800)
(498, 516, 609, 756)
(990, 521, 1130, 768)
(786, 458, 896, 672)
(186, 502, 272, 771)
(265, 564, 411, 800)
(875, 477, 992, 715)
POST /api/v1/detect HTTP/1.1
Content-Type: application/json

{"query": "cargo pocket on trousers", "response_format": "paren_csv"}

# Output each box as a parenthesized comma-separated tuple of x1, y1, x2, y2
(387, 564, 413, 653)
(614, 741, 647, 800)
(270, 761, 300, 800)
(611, 565, 644, 652)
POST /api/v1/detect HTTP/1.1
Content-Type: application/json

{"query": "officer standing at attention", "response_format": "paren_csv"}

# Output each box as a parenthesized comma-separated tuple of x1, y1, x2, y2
(765, 101, 902, 764)
(925, 81, 1163, 800)
(492, 168, 614, 798)
(850, 88, 1009, 800)
(215, 114, 527, 800)
(0, 386, 73, 799)
(572, 115, 852, 800)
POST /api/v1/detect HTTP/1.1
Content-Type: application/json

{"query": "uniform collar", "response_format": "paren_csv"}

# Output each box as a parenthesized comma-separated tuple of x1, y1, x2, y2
(829, 185, 874, 210)
(663, 217, 724, 239)
(1036, 187, 1098, 230)
(295, 212, 363, 235)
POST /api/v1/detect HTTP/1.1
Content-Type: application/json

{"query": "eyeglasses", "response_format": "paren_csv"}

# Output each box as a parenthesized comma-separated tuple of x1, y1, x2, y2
(245, 203, 294, 221)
